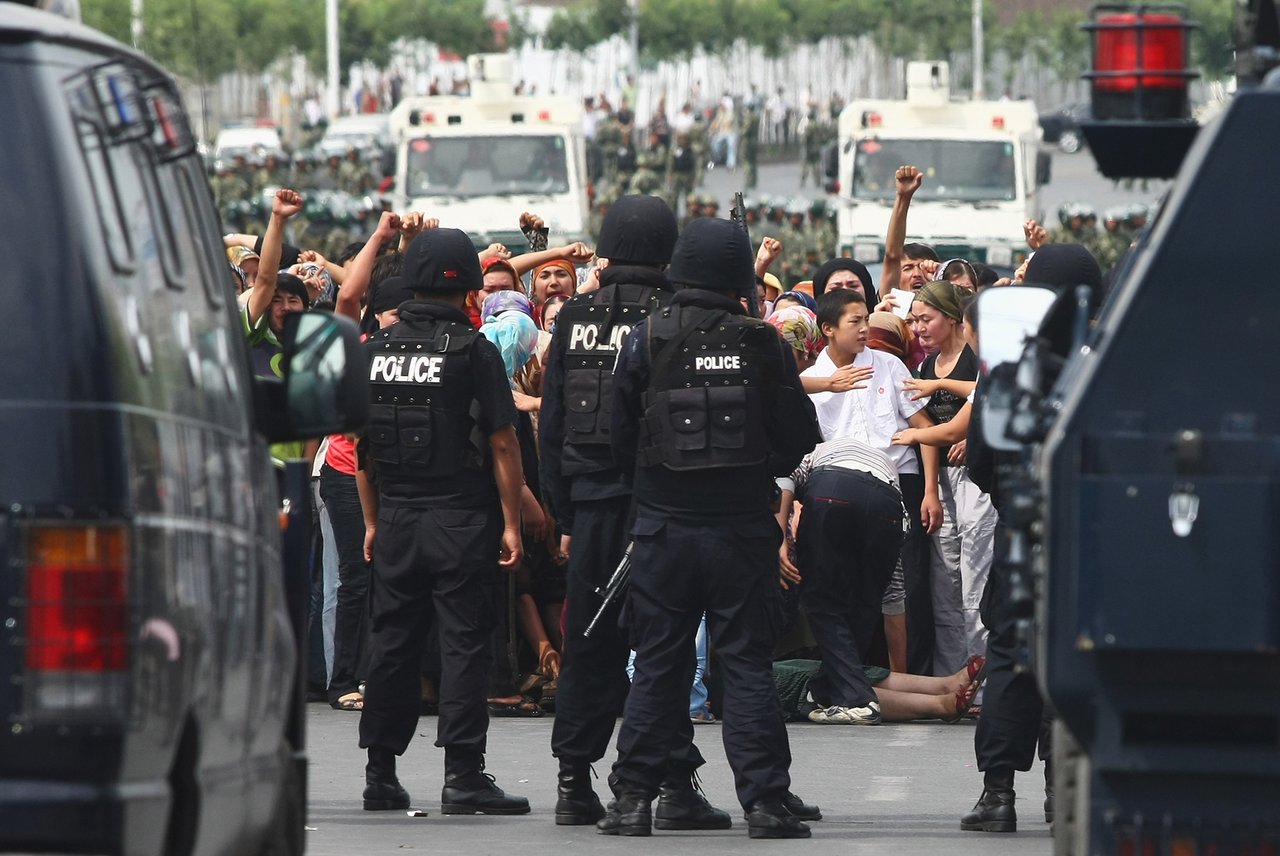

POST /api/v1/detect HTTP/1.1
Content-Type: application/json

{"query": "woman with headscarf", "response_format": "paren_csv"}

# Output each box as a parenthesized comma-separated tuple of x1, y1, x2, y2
(897, 280, 994, 679)
(766, 305, 825, 372)
(812, 257, 875, 305)
(771, 289, 818, 315)
(866, 311, 914, 366)
(479, 296, 566, 716)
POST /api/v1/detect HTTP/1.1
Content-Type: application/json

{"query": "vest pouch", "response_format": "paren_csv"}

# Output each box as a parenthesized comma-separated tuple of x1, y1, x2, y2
(396, 405, 433, 469)
(565, 368, 607, 442)
(367, 403, 401, 467)
(667, 387, 708, 452)
(707, 386, 749, 450)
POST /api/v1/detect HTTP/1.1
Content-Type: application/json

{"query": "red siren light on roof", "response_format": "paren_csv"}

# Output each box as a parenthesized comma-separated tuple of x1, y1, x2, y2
(992, 115, 1006, 129)
(1084, 3, 1198, 121)
(538, 110, 552, 121)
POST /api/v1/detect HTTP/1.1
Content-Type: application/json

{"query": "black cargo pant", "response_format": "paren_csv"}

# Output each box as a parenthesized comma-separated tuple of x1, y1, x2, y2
(975, 521, 1052, 773)
(359, 502, 498, 772)
(551, 496, 703, 775)
(611, 514, 792, 810)
(900, 472, 937, 676)
(796, 467, 905, 708)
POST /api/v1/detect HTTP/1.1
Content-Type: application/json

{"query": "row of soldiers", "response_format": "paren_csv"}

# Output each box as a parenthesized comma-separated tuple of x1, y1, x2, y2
(1048, 201, 1151, 271)
(209, 146, 381, 258)
(588, 190, 839, 291)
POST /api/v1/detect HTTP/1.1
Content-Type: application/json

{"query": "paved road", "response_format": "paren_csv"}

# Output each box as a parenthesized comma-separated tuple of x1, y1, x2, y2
(302, 706, 1051, 855)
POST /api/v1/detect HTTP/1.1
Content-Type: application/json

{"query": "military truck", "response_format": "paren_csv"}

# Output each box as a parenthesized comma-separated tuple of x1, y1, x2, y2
(388, 52, 590, 250)
(977, 4, 1280, 853)
(832, 61, 1051, 271)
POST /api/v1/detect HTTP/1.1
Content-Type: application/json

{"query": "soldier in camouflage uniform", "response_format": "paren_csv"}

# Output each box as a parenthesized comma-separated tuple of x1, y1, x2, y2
(627, 149, 663, 197)
(765, 196, 786, 229)
(665, 130, 697, 213)
(1047, 202, 1086, 246)
(338, 147, 373, 196)
(741, 104, 761, 189)
(700, 193, 720, 220)
(589, 186, 618, 242)
(809, 199, 837, 262)
(799, 108, 825, 188)
(779, 198, 811, 288)
(252, 152, 290, 195)
(596, 114, 623, 187)
(689, 117, 710, 189)
(681, 192, 703, 230)
(1096, 206, 1130, 271)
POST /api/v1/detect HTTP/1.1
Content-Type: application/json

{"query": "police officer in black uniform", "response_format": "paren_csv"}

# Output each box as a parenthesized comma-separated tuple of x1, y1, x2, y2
(601, 217, 824, 839)
(539, 195, 729, 830)
(357, 228, 530, 816)
(960, 244, 1101, 832)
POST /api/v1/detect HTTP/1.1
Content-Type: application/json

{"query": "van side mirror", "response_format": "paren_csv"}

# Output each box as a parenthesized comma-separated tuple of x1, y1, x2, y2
(1036, 150, 1053, 187)
(976, 287, 1057, 450)
(254, 312, 369, 443)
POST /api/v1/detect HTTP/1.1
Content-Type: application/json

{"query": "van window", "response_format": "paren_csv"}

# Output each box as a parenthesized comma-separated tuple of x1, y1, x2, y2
(66, 77, 134, 272)
(175, 160, 227, 308)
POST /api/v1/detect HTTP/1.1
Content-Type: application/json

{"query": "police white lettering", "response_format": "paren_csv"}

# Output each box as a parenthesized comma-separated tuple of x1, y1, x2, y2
(369, 354, 445, 384)
(568, 322, 632, 353)
(696, 355, 740, 371)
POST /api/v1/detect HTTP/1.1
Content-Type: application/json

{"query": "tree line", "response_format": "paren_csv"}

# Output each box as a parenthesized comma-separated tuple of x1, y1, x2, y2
(83, 0, 1233, 86)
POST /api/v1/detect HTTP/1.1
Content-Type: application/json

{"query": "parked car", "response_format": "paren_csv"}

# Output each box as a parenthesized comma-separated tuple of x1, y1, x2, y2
(1038, 101, 1090, 153)
(0, 3, 368, 854)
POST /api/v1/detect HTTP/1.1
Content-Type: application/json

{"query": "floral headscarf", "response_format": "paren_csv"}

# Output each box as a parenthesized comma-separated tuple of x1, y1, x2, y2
(766, 305, 824, 361)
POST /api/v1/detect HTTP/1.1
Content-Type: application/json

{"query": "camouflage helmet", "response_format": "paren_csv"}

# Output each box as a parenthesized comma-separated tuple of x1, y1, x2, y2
(808, 198, 827, 216)
(785, 197, 808, 217)
(701, 193, 720, 209)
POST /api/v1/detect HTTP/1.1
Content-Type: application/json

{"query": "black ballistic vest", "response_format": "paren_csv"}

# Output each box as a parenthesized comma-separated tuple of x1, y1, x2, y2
(558, 282, 668, 475)
(365, 318, 485, 477)
(637, 305, 771, 472)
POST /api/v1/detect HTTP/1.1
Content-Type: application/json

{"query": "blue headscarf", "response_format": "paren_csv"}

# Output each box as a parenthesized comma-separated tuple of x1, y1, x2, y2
(480, 309, 540, 385)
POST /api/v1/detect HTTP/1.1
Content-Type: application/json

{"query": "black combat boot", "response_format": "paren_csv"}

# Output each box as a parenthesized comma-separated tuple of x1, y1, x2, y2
(782, 791, 823, 821)
(746, 798, 812, 839)
(440, 750, 530, 815)
(654, 771, 731, 830)
(596, 792, 653, 836)
(362, 747, 411, 811)
(1044, 760, 1055, 824)
(960, 769, 1017, 833)
(555, 759, 605, 825)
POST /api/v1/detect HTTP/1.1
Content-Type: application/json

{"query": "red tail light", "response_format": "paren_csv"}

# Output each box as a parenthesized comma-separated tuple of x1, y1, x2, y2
(25, 526, 129, 673)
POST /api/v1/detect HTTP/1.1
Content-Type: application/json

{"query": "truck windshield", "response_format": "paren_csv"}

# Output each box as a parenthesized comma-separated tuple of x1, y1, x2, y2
(406, 134, 570, 197)
(852, 138, 1016, 202)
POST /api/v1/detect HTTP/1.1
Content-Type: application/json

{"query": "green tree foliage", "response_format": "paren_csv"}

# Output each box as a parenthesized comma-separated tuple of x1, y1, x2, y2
(1187, 0, 1233, 80)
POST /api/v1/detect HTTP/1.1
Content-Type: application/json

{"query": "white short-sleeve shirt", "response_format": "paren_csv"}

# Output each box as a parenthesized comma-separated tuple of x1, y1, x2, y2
(802, 348, 928, 475)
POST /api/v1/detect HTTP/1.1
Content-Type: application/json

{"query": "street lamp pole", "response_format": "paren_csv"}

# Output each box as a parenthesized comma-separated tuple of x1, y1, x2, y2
(326, 0, 340, 118)
(972, 0, 986, 99)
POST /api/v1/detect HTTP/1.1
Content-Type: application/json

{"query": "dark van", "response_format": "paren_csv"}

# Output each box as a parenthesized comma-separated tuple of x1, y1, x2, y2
(0, 3, 367, 854)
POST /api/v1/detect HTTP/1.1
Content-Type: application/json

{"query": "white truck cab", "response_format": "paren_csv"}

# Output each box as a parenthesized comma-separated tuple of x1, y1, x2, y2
(389, 53, 589, 248)
(835, 62, 1049, 272)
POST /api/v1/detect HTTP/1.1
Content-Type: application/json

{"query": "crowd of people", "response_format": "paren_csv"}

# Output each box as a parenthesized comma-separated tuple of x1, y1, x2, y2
(226, 145, 1128, 834)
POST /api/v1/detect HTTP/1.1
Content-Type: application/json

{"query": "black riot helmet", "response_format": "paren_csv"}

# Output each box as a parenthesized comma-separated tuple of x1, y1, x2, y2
(666, 218, 754, 297)
(594, 194, 679, 266)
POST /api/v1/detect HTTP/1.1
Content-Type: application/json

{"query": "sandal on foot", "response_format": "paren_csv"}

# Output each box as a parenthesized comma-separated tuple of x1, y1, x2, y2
(965, 655, 987, 684)
(488, 696, 543, 718)
(332, 693, 364, 712)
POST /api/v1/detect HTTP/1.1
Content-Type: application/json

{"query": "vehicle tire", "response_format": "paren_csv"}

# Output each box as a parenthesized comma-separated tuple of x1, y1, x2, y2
(1052, 718, 1089, 856)
(163, 720, 201, 856)
(1058, 131, 1081, 154)
(257, 750, 306, 856)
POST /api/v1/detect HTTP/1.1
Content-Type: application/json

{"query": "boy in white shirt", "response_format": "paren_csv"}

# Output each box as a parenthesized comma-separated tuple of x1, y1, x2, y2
(801, 289, 943, 675)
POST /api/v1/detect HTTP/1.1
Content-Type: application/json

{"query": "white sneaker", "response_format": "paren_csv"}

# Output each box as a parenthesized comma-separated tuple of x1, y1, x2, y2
(807, 702, 881, 725)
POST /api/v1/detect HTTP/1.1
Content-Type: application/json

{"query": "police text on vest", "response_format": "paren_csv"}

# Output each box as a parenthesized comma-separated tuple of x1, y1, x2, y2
(695, 355, 740, 372)
(567, 322, 632, 353)
(369, 354, 446, 384)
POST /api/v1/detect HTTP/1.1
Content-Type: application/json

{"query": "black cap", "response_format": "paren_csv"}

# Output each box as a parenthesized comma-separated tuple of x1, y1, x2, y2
(370, 276, 418, 314)
(595, 195, 678, 266)
(666, 218, 754, 295)
(402, 228, 482, 292)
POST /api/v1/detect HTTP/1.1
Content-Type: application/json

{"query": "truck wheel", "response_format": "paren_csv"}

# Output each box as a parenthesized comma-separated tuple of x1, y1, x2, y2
(1052, 718, 1089, 856)
(257, 751, 305, 856)
(1059, 131, 1081, 154)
